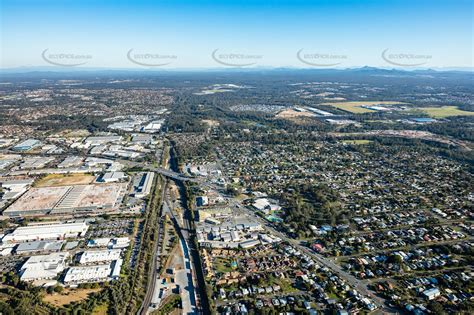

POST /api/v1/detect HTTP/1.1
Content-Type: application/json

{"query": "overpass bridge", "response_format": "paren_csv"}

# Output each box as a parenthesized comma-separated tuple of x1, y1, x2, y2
(150, 167, 200, 183)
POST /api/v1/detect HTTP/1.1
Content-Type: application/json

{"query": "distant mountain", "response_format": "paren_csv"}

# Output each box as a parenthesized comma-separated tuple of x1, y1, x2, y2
(0, 66, 472, 76)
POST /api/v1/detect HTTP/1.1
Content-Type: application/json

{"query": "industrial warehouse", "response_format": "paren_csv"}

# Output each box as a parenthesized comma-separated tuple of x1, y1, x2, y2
(1, 221, 89, 243)
(3, 183, 128, 217)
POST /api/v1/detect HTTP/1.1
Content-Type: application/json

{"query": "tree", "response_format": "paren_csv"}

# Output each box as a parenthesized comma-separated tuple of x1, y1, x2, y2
(428, 301, 446, 315)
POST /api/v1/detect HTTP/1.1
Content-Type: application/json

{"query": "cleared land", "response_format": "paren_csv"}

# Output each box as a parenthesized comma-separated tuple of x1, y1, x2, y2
(35, 174, 95, 187)
(5, 183, 127, 215)
(341, 140, 373, 145)
(276, 109, 315, 118)
(321, 101, 406, 113)
(43, 288, 101, 307)
(417, 106, 474, 118)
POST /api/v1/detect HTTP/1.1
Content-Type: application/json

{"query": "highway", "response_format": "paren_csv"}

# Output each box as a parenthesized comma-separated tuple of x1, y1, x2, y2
(150, 166, 200, 183)
(137, 175, 165, 315)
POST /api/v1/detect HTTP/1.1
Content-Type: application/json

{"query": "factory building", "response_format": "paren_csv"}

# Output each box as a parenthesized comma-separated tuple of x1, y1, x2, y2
(2, 222, 88, 243)
(78, 249, 122, 264)
(11, 139, 41, 152)
(20, 252, 69, 281)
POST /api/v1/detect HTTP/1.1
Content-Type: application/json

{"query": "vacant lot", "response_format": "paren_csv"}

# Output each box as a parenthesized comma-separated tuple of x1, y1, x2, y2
(322, 101, 405, 113)
(417, 106, 474, 118)
(35, 174, 95, 187)
(276, 109, 315, 118)
(341, 140, 373, 145)
(43, 288, 101, 307)
(214, 257, 234, 274)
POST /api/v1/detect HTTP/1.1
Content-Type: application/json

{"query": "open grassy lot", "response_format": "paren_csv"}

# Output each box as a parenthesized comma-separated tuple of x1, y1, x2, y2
(214, 257, 234, 274)
(341, 140, 373, 145)
(92, 303, 108, 315)
(321, 101, 406, 113)
(43, 288, 101, 307)
(35, 173, 95, 187)
(417, 106, 474, 118)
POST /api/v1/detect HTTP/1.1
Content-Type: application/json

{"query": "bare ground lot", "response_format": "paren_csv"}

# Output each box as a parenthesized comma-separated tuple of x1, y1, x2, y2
(35, 174, 95, 187)
(43, 288, 101, 307)
(276, 109, 315, 118)
(321, 101, 406, 113)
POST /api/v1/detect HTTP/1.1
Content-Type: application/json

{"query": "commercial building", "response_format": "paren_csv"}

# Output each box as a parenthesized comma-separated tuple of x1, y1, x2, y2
(64, 264, 112, 284)
(18, 156, 55, 169)
(63, 258, 123, 284)
(2, 222, 88, 243)
(142, 120, 164, 133)
(0, 179, 34, 200)
(131, 134, 152, 144)
(19, 252, 69, 281)
(11, 139, 41, 152)
(87, 237, 130, 249)
(84, 136, 122, 147)
(196, 196, 209, 207)
(79, 249, 122, 264)
(134, 172, 154, 198)
(58, 156, 84, 168)
(15, 240, 64, 254)
(98, 171, 126, 183)
(423, 288, 441, 300)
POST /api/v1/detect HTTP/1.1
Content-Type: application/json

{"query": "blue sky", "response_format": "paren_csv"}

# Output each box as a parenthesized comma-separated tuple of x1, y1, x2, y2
(1, 0, 472, 69)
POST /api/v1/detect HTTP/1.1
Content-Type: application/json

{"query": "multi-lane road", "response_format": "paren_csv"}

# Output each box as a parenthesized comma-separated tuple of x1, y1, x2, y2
(137, 177, 166, 315)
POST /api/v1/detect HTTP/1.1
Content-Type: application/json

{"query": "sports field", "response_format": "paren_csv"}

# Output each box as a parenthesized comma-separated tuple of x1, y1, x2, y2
(417, 106, 474, 118)
(321, 101, 405, 113)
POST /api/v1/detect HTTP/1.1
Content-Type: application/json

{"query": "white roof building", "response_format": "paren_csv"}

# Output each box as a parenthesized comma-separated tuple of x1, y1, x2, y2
(99, 171, 126, 183)
(79, 249, 121, 264)
(64, 264, 112, 284)
(253, 198, 271, 211)
(20, 252, 69, 281)
(2, 222, 89, 243)
(63, 259, 123, 284)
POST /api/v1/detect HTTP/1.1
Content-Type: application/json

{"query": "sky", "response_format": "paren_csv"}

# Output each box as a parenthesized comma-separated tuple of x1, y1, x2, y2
(1, 0, 472, 69)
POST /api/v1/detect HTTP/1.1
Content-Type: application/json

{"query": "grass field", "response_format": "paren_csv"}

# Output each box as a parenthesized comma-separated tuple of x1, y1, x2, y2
(92, 303, 108, 315)
(35, 173, 95, 187)
(214, 257, 234, 273)
(43, 288, 101, 307)
(341, 140, 373, 145)
(321, 101, 406, 114)
(417, 106, 474, 118)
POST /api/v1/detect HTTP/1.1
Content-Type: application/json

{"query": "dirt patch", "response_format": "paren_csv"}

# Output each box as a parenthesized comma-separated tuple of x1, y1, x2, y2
(202, 119, 220, 127)
(35, 174, 95, 187)
(321, 101, 406, 114)
(163, 243, 184, 272)
(43, 288, 101, 307)
(276, 109, 315, 119)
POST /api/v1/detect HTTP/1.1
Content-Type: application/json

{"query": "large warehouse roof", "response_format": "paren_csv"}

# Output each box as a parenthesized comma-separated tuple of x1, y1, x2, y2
(2, 222, 88, 243)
